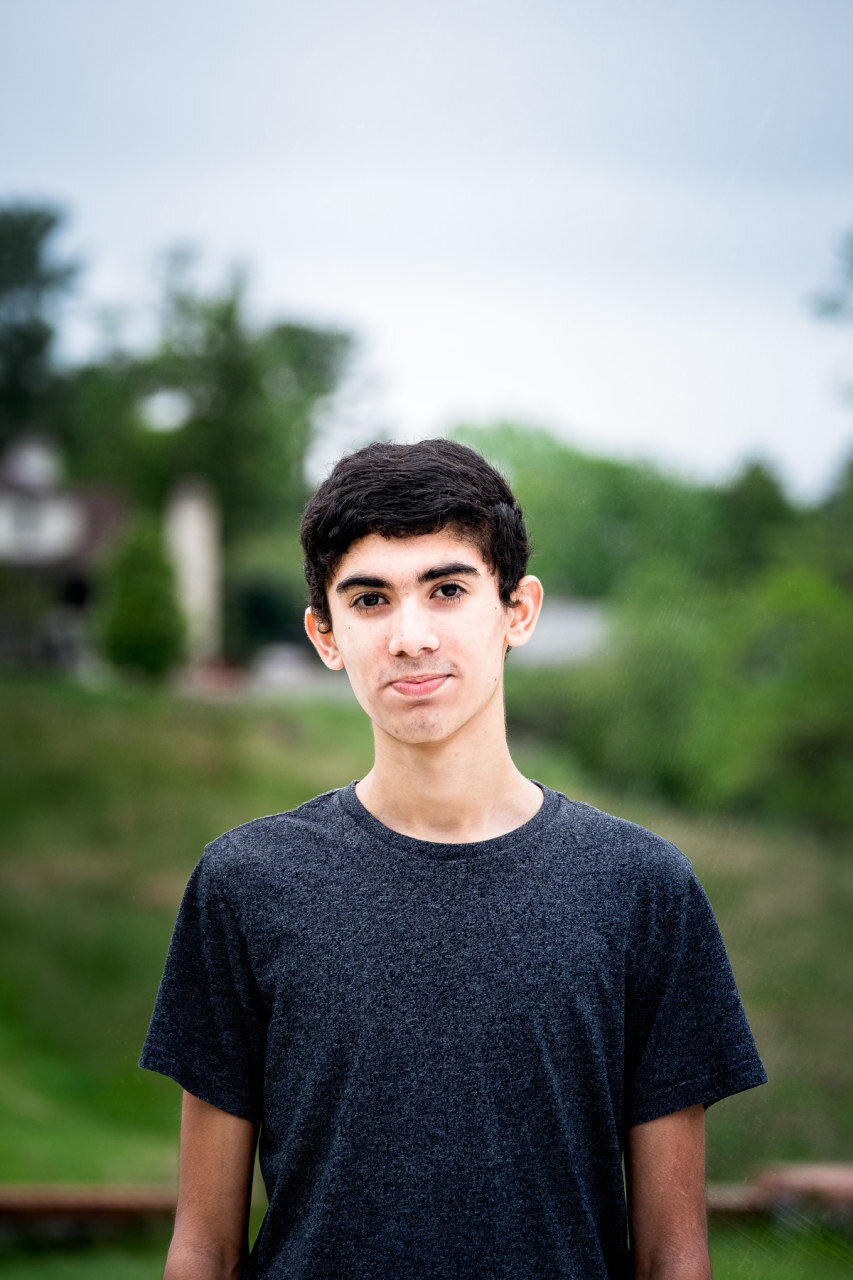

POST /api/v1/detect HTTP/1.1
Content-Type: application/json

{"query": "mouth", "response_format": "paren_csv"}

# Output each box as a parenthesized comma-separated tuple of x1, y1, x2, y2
(389, 674, 450, 697)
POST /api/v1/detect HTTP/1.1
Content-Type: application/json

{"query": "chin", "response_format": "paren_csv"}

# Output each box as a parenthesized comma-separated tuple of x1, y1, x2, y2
(380, 714, 456, 746)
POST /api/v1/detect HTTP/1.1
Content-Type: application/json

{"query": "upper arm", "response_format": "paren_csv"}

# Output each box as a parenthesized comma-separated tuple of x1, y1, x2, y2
(626, 1104, 711, 1280)
(164, 1090, 259, 1280)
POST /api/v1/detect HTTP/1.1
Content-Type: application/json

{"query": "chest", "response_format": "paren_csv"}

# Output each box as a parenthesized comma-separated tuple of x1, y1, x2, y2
(245, 856, 627, 1053)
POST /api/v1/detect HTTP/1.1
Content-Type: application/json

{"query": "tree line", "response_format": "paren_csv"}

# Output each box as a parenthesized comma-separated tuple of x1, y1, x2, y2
(2, 200, 851, 834)
(0, 203, 352, 668)
(457, 422, 853, 836)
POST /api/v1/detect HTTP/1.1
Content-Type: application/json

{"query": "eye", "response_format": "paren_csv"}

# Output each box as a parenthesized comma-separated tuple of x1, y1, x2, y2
(433, 582, 466, 601)
(352, 592, 386, 610)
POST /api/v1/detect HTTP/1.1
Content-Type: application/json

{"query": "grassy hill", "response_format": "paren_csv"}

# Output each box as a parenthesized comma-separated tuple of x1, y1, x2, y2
(1, 673, 851, 1186)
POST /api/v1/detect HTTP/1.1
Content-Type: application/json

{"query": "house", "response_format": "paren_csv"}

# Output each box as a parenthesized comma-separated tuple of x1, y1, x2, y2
(0, 435, 128, 666)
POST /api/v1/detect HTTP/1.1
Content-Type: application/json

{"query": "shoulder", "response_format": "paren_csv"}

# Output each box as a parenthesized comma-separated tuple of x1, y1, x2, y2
(545, 797, 724, 976)
(197, 787, 346, 886)
(552, 792, 694, 879)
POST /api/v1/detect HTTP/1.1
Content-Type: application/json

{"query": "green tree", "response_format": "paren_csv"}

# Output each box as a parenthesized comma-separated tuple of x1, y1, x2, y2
(777, 451, 853, 593)
(688, 564, 853, 831)
(54, 250, 353, 659)
(57, 353, 152, 495)
(58, 250, 353, 550)
(708, 459, 798, 582)
(508, 555, 853, 834)
(94, 516, 185, 678)
(0, 203, 77, 446)
(815, 452, 853, 590)
(142, 251, 352, 545)
(452, 423, 718, 597)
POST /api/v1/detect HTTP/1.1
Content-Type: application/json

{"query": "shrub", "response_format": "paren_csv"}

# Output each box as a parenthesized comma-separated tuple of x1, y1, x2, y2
(507, 560, 853, 834)
(94, 516, 185, 678)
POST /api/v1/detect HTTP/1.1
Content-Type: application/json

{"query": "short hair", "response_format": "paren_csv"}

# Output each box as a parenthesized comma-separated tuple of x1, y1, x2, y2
(300, 438, 530, 629)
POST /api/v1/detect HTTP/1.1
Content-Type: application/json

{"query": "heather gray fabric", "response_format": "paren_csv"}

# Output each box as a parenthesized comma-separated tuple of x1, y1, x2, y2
(140, 783, 766, 1279)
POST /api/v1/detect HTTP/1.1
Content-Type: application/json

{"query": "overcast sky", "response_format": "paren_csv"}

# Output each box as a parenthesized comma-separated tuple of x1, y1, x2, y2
(3, 0, 853, 498)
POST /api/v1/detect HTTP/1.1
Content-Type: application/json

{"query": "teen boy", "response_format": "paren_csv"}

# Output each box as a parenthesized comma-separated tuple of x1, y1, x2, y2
(141, 438, 766, 1280)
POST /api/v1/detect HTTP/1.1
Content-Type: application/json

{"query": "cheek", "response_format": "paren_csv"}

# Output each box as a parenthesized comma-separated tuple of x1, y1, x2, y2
(467, 618, 509, 677)
(337, 630, 387, 677)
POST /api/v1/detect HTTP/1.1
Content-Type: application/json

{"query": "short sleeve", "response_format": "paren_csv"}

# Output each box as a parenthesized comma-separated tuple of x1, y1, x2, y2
(139, 847, 267, 1121)
(624, 851, 766, 1127)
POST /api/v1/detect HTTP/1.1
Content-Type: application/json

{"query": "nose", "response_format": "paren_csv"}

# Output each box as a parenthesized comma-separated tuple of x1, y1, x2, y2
(388, 598, 439, 657)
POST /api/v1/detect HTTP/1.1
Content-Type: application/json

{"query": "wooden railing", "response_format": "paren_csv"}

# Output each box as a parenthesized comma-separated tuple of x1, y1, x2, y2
(1, 1164, 852, 1244)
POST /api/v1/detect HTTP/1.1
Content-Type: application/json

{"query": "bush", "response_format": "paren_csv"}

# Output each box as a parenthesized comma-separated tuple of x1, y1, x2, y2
(687, 564, 853, 831)
(221, 527, 310, 664)
(223, 573, 307, 664)
(507, 560, 853, 834)
(94, 516, 185, 678)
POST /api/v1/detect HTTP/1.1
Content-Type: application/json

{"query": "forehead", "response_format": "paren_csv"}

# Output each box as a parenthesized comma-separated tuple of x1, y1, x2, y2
(331, 529, 494, 586)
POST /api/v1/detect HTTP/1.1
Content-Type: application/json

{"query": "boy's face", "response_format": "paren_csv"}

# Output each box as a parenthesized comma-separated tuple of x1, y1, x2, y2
(305, 529, 542, 750)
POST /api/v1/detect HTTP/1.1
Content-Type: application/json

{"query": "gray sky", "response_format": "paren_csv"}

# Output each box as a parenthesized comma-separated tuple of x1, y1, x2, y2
(3, 0, 853, 498)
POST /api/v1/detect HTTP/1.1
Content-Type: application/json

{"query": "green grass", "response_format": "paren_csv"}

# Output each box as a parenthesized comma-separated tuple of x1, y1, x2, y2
(0, 1233, 172, 1280)
(709, 1222, 853, 1279)
(0, 673, 374, 1182)
(1, 673, 851, 1186)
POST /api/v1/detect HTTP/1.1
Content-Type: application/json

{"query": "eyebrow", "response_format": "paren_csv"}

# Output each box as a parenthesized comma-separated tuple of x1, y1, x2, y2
(335, 561, 482, 594)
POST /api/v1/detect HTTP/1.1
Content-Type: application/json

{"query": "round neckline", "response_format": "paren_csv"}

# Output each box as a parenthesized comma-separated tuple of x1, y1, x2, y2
(335, 779, 559, 861)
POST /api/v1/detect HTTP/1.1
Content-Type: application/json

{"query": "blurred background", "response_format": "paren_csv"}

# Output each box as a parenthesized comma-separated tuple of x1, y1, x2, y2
(1, 2, 852, 1276)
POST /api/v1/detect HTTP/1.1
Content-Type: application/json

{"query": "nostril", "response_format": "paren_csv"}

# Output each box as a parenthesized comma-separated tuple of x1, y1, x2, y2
(388, 626, 440, 655)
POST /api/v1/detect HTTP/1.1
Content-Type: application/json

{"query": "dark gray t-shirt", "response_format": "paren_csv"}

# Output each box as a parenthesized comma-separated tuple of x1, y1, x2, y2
(140, 783, 766, 1279)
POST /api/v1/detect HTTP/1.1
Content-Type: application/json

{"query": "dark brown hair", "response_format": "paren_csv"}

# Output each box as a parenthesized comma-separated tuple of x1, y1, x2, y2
(300, 438, 530, 628)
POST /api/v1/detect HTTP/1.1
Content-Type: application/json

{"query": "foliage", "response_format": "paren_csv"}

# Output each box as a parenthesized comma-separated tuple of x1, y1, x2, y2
(507, 557, 853, 834)
(223, 574, 308, 663)
(686, 564, 853, 830)
(505, 578, 711, 807)
(136, 250, 352, 545)
(451, 423, 800, 597)
(0, 204, 77, 446)
(55, 355, 151, 496)
(707, 459, 798, 581)
(93, 517, 185, 678)
(457, 421, 853, 834)
(53, 244, 352, 548)
(47, 239, 354, 656)
(780, 451, 853, 593)
(219, 527, 312, 663)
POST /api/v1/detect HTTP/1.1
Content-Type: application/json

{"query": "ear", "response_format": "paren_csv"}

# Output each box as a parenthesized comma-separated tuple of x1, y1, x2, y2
(304, 607, 345, 670)
(505, 575, 544, 650)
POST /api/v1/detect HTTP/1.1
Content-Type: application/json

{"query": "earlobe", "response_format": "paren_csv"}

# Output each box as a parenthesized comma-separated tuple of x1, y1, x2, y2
(304, 608, 345, 670)
(505, 575, 544, 650)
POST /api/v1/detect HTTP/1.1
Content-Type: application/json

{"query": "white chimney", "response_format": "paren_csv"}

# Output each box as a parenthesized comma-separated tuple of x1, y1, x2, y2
(165, 478, 222, 667)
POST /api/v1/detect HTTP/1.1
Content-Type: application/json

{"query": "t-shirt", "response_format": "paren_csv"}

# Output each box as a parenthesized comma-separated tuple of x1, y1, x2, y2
(140, 782, 766, 1280)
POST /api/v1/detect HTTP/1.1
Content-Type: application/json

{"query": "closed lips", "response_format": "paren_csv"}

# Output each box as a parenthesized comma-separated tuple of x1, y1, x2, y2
(390, 675, 449, 693)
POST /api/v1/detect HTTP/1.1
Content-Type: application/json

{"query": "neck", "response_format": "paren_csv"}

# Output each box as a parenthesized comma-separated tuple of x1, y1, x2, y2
(355, 702, 543, 843)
